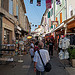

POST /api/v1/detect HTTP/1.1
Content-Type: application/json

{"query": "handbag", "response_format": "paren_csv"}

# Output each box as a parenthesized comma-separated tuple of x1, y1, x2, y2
(38, 50, 51, 72)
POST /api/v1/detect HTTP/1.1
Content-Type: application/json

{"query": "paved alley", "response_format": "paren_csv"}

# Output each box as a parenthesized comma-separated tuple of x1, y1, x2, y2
(0, 52, 70, 75)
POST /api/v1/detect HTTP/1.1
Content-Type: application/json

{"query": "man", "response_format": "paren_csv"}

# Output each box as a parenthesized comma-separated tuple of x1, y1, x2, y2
(48, 39, 54, 56)
(33, 42, 50, 75)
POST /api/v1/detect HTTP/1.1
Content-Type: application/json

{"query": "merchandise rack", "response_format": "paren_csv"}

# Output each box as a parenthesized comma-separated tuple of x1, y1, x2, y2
(0, 44, 15, 65)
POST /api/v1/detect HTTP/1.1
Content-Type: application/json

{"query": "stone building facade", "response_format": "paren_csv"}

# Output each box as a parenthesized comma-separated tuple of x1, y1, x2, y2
(0, 0, 30, 48)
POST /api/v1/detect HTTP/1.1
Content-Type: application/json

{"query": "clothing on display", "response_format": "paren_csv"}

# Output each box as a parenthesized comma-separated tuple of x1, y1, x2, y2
(66, 34, 75, 45)
(59, 37, 70, 49)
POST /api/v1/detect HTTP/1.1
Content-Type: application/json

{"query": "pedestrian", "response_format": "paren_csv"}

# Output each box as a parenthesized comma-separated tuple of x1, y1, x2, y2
(33, 42, 50, 75)
(29, 45, 34, 62)
(34, 41, 39, 52)
(48, 39, 54, 56)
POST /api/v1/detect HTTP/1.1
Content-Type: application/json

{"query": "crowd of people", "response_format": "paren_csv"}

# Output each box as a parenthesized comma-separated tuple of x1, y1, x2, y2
(29, 38, 54, 75)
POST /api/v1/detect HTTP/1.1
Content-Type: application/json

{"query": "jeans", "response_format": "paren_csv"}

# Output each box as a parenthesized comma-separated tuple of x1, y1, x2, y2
(36, 69, 46, 75)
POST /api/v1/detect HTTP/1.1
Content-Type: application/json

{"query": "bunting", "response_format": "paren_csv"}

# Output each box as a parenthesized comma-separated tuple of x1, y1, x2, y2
(35, 25, 37, 27)
(37, 0, 41, 6)
(32, 24, 34, 26)
(38, 25, 41, 28)
(56, 0, 61, 5)
(30, 0, 33, 4)
(46, 0, 52, 9)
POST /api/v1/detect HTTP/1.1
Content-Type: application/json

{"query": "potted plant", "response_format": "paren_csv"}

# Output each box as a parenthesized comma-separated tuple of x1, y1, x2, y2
(68, 48, 75, 67)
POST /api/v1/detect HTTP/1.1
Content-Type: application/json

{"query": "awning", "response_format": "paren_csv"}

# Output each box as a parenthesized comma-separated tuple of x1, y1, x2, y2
(15, 30, 21, 35)
(21, 29, 28, 35)
(17, 26, 21, 31)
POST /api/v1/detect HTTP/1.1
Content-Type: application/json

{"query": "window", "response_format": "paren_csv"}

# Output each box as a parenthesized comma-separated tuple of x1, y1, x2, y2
(9, 0, 13, 15)
(16, 5, 19, 19)
(51, 8, 53, 16)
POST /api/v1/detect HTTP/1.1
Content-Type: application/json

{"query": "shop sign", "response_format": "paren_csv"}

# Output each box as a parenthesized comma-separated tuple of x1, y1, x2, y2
(52, 21, 58, 25)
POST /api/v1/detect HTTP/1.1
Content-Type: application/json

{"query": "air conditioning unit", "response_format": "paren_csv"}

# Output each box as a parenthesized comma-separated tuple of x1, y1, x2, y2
(70, 9, 75, 17)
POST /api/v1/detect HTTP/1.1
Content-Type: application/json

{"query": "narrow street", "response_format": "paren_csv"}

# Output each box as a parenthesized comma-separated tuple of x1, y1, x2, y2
(0, 50, 69, 75)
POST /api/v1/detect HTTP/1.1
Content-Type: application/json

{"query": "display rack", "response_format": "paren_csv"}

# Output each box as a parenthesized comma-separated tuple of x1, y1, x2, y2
(0, 44, 15, 64)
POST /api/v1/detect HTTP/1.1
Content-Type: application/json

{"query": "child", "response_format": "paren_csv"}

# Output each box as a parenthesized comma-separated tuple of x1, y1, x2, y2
(29, 45, 34, 62)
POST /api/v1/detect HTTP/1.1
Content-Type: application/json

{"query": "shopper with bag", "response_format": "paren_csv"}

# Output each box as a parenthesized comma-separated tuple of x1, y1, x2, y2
(33, 42, 51, 75)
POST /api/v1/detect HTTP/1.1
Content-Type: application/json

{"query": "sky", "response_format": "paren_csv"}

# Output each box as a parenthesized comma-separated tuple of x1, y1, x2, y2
(24, 0, 46, 32)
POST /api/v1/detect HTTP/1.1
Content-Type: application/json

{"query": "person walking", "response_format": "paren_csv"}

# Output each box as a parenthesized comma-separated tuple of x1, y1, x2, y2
(33, 42, 50, 75)
(29, 45, 34, 62)
(48, 39, 54, 56)
(34, 41, 39, 52)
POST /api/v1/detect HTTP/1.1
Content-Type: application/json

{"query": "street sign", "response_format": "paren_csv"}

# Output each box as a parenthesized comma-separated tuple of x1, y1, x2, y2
(52, 21, 58, 25)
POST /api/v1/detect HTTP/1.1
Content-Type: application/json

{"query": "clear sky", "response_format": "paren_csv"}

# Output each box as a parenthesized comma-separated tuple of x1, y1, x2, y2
(24, 0, 46, 32)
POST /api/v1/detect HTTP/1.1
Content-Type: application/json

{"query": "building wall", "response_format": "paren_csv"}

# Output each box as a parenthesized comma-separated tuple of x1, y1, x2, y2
(67, 0, 75, 19)
(2, 17, 15, 44)
(18, 0, 25, 29)
(55, 0, 66, 25)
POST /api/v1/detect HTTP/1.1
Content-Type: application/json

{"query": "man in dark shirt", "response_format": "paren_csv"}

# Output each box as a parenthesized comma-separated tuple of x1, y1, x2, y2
(48, 39, 54, 56)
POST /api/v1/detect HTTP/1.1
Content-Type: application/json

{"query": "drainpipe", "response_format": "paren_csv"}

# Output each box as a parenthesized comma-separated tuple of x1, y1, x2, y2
(53, 0, 55, 38)
(0, 13, 5, 50)
(64, 0, 67, 36)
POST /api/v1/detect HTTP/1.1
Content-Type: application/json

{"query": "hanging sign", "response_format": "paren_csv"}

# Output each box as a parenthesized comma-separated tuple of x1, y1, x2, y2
(52, 21, 58, 25)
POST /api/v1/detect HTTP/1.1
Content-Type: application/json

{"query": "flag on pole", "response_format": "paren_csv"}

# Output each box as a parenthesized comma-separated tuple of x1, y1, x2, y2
(37, 0, 41, 6)
(46, 0, 52, 9)
(30, 0, 33, 4)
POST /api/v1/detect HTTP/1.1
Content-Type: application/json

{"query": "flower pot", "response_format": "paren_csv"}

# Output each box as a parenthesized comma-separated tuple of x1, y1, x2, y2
(71, 59, 75, 67)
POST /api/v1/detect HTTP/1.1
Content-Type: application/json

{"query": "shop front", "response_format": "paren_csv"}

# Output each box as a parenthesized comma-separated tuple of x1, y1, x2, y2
(65, 16, 75, 45)
(2, 17, 15, 44)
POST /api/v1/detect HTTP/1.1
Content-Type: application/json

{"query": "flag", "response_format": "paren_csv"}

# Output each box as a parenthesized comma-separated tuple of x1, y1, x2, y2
(37, 0, 41, 6)
(30, 0, 33, 4)
(38, 25, 41, 28)
(46, 0, 52, 9)
(48, 11, 50, 18)
(56, 0, 61, 5)
(35, 25, 37, 27)
(32, 24, 34, 26)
